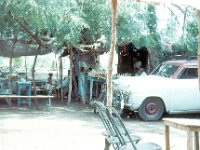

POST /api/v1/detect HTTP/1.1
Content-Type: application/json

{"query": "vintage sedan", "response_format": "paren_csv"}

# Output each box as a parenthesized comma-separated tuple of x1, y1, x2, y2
(113, 59, 200, 121)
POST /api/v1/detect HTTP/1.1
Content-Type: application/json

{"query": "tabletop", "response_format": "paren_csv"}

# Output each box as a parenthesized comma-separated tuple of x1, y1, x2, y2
(163, 118, 200, 131)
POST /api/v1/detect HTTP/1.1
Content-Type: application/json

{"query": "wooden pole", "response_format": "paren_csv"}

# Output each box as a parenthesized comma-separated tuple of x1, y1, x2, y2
(59, 57, 63, 102)
(198, 10, 200, 90)
(25, 56, 28, 81)
(67, 48, 73, 105)
(107, 0, 118, 107)
(55, 54, 59, 80)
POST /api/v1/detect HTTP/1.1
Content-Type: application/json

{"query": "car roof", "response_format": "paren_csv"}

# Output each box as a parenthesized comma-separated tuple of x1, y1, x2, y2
(163, 59, 198, 67)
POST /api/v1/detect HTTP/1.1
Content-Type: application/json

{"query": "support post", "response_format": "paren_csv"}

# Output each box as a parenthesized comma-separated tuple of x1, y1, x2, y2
(107, 0, 118, 108)
(59, 57, 64, 102)
(198, 10, 200, 90)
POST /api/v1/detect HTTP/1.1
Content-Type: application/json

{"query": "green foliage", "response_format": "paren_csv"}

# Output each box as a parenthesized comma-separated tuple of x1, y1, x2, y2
(146, 5, 158, 33)
(185, 10, 199, 54)
(116, 2, 149, 46)
(116, 3, 162, 52)
(0, 0, 88, 44)
(78, 0, 112, 43)
(0, 0, 199, 57)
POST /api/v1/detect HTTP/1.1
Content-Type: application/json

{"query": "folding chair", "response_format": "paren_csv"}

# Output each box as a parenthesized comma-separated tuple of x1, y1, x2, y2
(95, 101, 140, 150)
(95, 101, 162, 150)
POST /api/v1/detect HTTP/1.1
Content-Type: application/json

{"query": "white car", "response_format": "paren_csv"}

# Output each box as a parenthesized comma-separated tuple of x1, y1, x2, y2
(113, 59, 200, 121)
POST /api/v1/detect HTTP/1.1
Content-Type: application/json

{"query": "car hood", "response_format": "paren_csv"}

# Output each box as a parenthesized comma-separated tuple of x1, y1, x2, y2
(113, 75, 172, 93)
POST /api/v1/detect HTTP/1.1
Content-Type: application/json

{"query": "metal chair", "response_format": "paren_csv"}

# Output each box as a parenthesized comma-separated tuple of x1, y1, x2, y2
(95, 101, 162, 150)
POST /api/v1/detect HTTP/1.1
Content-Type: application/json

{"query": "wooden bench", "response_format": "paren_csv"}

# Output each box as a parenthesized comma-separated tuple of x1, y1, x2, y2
(0, 95, 54, 107)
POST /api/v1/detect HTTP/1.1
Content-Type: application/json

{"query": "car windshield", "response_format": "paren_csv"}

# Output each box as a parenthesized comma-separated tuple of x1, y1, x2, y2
(151, 64, 179, 78)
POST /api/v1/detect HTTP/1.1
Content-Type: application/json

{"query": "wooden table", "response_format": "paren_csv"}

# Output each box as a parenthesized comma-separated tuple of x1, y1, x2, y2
(163, 118, 200, 150)
(87, 76, 105, 101)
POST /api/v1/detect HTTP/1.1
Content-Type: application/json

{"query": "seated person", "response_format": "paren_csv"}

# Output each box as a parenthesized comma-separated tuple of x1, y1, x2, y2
(56, 76, 69, 98)
(46, 73, 56, 95)
(135, 66, 147, 76)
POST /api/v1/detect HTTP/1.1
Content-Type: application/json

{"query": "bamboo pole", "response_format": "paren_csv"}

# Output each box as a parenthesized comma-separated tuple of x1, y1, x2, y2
(107, 0, 118, 107)
(198, 10, 200, 90)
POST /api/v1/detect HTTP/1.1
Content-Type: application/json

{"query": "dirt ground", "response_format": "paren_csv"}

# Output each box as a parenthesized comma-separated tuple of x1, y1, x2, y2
(0, 100, 199, 150)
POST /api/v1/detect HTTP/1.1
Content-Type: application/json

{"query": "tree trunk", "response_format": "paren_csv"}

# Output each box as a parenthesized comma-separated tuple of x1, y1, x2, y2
(107, 0, 118, 107)
(67, 49, 73, 105)
(198, 10, 200, 90)
(72, 67, 79, 102)
(31, 55, 39, 108)
(7, 36, 17, 107)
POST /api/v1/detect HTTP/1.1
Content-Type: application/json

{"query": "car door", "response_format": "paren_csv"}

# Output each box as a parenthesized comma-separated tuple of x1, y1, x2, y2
(173, 67, 200, 111)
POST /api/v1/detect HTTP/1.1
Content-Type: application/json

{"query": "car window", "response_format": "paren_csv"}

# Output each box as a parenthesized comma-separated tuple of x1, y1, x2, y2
(179, 68, 198, 79)
(151, 64, 179, 78)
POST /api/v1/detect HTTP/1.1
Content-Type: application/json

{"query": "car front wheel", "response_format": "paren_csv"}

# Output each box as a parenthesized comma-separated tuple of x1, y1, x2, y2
(138, 98, 164, 121)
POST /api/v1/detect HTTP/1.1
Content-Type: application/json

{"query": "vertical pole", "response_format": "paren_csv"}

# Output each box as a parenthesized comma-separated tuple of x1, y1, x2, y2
(25, 56, 28, 81)
(59, 57, 63, 102)
(55, 54, 59, 80)
(107, 0, 118, 108)
(198, 10, 200, 90)
(32, 55, 39, 108)
(187, 130, 193, 150)
(194, 132, 199, 150)
(89, 78, 94, 101)
(165, 125, 170, 150)
(72, 68, 79, 102)
(67, 49, 73, 105)
(48, 97, 51, 107)
(8, 35, 17, 107)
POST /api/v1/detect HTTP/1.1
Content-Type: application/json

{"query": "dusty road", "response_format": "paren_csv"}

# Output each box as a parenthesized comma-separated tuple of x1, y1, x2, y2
(0, 102, 199, 150)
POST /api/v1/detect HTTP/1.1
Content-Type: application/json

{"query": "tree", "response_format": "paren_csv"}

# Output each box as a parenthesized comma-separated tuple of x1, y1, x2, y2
(185, 10, 199, 54)
(0, 0, 88, 56)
